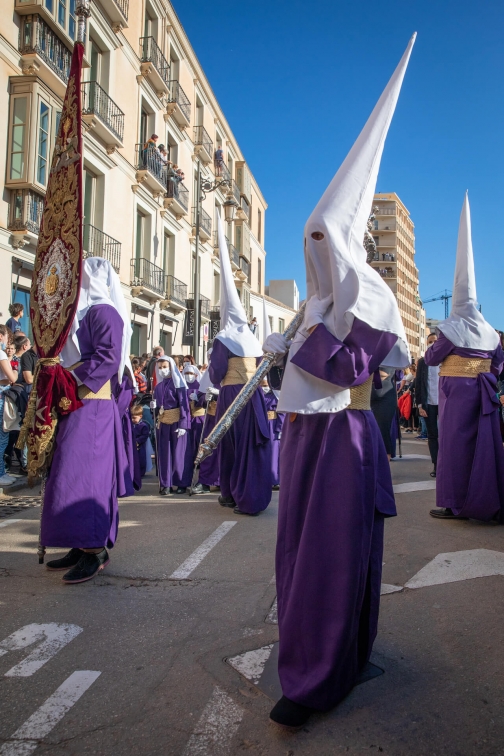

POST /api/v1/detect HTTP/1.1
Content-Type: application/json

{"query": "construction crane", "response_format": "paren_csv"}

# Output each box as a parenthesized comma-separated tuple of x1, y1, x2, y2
(422, 289, 452, 318)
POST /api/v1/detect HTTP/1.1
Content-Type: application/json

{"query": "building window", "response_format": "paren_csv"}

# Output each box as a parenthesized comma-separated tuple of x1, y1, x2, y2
(278, 318, 285, 334)
(257, 209, 262, 244)
(131, 322, 141, 356)
(58, 0, 66, 29)
(45, 0, 54, 10)
(136, 210, 145, 259)
(37, 102, 50, 185)
(69, 0, 76, 40)
(268, 316, 273, 332)
(10, 97, 28, 181)
(257, 258, 262, 294)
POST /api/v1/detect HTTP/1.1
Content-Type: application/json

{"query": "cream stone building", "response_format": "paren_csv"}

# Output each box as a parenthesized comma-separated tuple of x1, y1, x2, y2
(370, 192, 426, 359)
(0, 0, 290, 360)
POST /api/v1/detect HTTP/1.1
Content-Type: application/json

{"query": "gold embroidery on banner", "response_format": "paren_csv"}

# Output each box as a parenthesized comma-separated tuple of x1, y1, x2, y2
(59, 397, 71, 410)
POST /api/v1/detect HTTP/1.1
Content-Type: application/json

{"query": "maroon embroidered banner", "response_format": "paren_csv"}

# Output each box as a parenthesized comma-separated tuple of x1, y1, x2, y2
(18, 43, 85, 482)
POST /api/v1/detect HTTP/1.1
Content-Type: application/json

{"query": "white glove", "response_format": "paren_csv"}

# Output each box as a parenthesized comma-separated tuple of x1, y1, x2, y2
(263, 332, 291, 356)
(190, 392, 199, 401)
(176, 428, 186, 437)
(304, 293, 333, 332)
(206, 387, 219, 396)
(150, 399, 157, 409)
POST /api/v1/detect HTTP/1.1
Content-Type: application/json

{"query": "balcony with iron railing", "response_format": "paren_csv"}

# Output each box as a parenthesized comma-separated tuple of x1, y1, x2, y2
(163, 275, 187, 310)
(375, 268, 397, 279)
(83, 225, 121, 272)
(81, 81, 125, 146)
(100, 0, 129, 28)
(8, 189, 44, 245)
(135, 143, 167, 195)
(229, 179, 241, 207)
(229, 242, 240, 269)
(164, 178, 189, 218)
(139, 36, 170, 93)
(374, 206, 396, 216)
(19, 14, 72, 95)
(193, 125, 213, 165)
(239, 257, 251, 281)
(192, 206, 212, 241)
(188, 293, 211, 320)
(166, 81, 191, 129)
(130, 257, 166, 297)
(237, 196, 251, 223)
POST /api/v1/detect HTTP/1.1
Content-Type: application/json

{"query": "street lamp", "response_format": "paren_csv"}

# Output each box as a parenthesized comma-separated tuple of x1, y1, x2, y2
(192, 160, 238, 363)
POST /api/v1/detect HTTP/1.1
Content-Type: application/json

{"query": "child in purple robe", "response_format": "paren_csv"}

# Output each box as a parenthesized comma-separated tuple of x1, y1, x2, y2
(153, 357, 191, 495)
(130, 404, 151, 483)
(182, 363, 206, 493)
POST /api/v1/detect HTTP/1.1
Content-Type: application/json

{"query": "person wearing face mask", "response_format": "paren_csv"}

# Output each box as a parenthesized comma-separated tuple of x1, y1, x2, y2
(262, 37, 415, 729)
(153, 357, 191, 495)
(194, 348, 220, 491)
(0, 325, 19, 486)
(181, 363, 206, 493)
(209, 216, 272, 516)
(261, 380, 284, 490)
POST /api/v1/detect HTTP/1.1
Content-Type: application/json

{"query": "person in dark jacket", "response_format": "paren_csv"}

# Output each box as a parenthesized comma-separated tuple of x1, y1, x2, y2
(416, 332, 440, 476)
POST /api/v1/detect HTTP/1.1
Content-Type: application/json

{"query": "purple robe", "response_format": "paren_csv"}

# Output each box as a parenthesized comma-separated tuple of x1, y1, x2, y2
(275, 319, 397, 711)
(133, 420, 150, 479)
(263, 389, 284, 486)
(209, 339, 272, 513)
(425, 333, 504, 520)
(41, 304, 128, 549)
(154, 377, 191, 489)
(113, 374, 136, 495)
(183, 379, 205, 481)
(195, 390, 220, 487)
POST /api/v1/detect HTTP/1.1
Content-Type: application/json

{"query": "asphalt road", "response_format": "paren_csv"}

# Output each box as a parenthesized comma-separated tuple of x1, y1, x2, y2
(1, 437, 504, 756)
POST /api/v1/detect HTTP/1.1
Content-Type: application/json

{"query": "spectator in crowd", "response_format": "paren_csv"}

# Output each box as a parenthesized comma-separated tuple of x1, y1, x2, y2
(416, 332, 440, 477)
(145, 346, 165, 389)
(5, 303, 24, 334)
(0, 324, 19, 486)
(131, 358, 147, 394)
(5, 343, 18, 374)
(130, 404, 152, 481)
(154, 357, 191, 495)
(16, 335, 37, 393)
(214, 146, 224, 176)
(371, 366, 399, 460)
(249, 317, 258, 335)
(183, 355, 195, 367)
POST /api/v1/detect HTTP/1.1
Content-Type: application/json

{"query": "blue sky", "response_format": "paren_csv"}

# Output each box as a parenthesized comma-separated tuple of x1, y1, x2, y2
(174, 0, 504, 328)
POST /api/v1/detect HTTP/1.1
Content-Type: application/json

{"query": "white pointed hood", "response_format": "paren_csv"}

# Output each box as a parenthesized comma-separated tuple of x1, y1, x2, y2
(278, 35, 415, 414)
(437, 193, 498, 351)
(215, 214, 262, 358)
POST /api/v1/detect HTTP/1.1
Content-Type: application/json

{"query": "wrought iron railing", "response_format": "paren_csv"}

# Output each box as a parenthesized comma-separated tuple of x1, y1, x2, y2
(81, 81, 125, 142)
(167, 80, 191, 122)
(212, 231, 230, 249)
(193, 125, 213, 156)
(135, 143, 167, 185)
(83, 224, 121, 272)
(188, 294, 211, 319)
(130, 257, 165, 295)
(229, 179, 241, 206)
(215, 161, 231, 182)
(166, 178, 189, 211)
(240, 197, 251, 222)
(139, 36, 170, 85)
(113, 0, 129, 19)
(376, 268, 396, 279)
(375, 207, 396, 215)
(165, 275, 187, 306)
(19, 14, 72, 83)
(229, 242, 239, 268)
(239, 257, 251, 281)
(192, 206, 212, 237)
(8, 190, 44, 235)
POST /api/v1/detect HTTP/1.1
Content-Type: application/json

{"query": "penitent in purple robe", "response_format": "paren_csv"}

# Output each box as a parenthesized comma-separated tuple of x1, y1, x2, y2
(113, 374, 136, 495)
(209, 339, 272, 513)
(273, 319, 398, 711)
(195, 389, 220, 487)
(263, 389, 284, 487)
(154, 377, 191, 489)
(182, 379, 205, 482)
(41, 305, 128, 549)
(425, 333, 504, 520)
(133, 420, 150, 480)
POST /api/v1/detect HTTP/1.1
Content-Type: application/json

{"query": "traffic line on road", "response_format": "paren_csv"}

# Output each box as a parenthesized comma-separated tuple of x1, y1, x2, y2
(0, 520, 22, 528)
(393, 454, 431, 460)
(0, 670, 101, 756)
(0, 623, 83, 678)
(228, 646, 274, 686)
(170, 522, 237, 580)
(182, 686, 243, 756)
(405, 549, 504, 589)
(393, 480, 436, 493)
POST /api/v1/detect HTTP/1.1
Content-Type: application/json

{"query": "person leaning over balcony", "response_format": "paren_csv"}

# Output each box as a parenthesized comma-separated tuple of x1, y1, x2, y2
(142, 133, 158, 169)
(214, 147, 224, 176)
(5, 303, 24, 335)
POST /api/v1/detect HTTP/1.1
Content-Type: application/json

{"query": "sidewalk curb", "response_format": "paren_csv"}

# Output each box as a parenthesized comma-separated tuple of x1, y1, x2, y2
(0, 477, 40, 496)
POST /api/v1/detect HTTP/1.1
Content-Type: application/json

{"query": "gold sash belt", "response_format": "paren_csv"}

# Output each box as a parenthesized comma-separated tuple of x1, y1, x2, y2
(221, 357, 257, 386)
(78, 380, 111, 400)
(348, 376, 373, 411)
(159, 407, 181, 425)
(207, 400, 217, 417)
(439, 355, 491, 377)
(190, 400, 205, 418)
(267, 410, 278, 421)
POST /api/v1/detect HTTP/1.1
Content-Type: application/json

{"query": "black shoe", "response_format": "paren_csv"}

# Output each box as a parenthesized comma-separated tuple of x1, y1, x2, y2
(62, 549, 109, 584)
(46, 548, 83, 571)
(269, 696, 314, 730)
(202, 484, 211, 492)
(272, 484, 280, 491)
(218, 495, 235, 507)
(429, 508, 468, 520)
(430, 466, 437, 478)
(159, 487, 169, 496)
(233, 506, 259, 516)
(176, 487, 187, 494)
(191, 484, 204, 494)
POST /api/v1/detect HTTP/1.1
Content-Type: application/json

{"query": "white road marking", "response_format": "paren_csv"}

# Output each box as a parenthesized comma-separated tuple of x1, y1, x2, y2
(0, 624, 83, 678)
(405, 549, 504, 589)
(393, 454, 431, 460)
(227, 645, 274, 685)
(266, 598, 278, 624)
(0, 520, 22, 528)
(182, 686, 243, 756)
(0, 670, 101, 756)
(170, 522, 237, 580)
(393, 480, 436, 493)
(380, 584, 403, 595)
